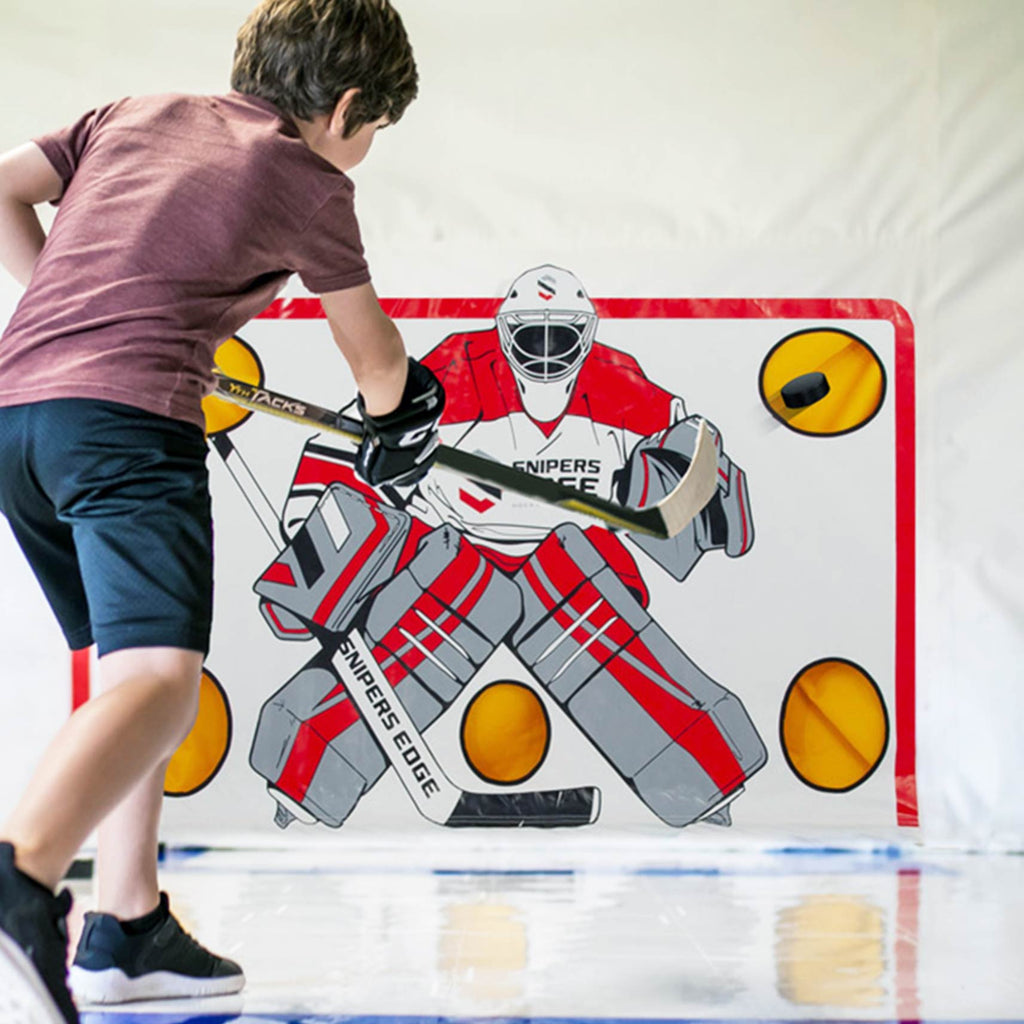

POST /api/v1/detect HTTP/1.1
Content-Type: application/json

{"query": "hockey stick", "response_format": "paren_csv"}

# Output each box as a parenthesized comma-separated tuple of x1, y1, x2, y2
(212, 372, 718, 539)
(208, 432, 283, 547)
(208, 430, 600, 828)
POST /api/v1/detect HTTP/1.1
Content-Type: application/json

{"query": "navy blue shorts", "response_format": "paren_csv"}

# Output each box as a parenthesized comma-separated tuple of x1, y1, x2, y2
(0, 399, 213, 656)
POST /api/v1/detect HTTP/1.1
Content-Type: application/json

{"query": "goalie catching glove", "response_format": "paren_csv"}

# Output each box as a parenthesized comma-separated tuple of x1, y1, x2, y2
(356, 357, 445, 487)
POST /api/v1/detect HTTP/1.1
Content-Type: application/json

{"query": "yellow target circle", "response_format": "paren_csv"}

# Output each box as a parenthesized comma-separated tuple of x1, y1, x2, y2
(461, 682, 550, 785)
(202, 336, 264, 436)
(760, 328, 886, 436)
(164, 669, 232, 797)
(780, 658, 888, 792)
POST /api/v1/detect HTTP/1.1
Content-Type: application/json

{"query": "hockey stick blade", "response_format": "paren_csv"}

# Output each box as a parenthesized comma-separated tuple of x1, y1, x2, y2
(213, 372, 717, 539)
(446, 789, 601, 828)
(332, 631, 600, 829)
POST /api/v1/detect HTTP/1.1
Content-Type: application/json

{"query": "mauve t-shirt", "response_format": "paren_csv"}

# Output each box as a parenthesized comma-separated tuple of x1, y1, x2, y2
(0, 92, 370, 430)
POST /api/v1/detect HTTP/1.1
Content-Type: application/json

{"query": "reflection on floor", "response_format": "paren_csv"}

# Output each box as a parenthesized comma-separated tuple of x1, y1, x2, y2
(69, 844, 1024, 1023)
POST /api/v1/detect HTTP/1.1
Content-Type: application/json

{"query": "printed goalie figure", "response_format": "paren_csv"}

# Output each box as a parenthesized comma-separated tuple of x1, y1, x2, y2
(248, 265, 767, 830)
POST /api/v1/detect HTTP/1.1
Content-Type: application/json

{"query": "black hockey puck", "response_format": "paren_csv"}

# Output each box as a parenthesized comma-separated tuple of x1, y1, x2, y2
(781, 371, 830, 409)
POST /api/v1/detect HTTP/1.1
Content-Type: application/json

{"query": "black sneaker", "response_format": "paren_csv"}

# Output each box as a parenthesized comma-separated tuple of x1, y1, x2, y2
(69, 891, 244, 1004)
(0, 841, 79, 1024)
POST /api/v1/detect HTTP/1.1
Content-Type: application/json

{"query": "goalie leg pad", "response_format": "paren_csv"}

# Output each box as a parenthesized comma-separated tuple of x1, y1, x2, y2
(249, 657, 388, 828)
(365, 525, 522, 707)
(511, 524, 766, 825)
(255, 483, 411, 637)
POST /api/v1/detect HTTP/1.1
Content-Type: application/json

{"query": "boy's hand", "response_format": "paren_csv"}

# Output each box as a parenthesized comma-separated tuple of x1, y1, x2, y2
(356, 357, 445, 487)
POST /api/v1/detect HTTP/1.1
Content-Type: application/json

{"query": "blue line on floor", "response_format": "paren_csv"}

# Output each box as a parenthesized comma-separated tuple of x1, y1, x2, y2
(79, 1014, 1024, 1024)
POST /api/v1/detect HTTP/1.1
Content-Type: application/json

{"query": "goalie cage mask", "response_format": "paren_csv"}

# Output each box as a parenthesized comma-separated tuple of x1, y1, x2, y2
(497, 265, 598, 423)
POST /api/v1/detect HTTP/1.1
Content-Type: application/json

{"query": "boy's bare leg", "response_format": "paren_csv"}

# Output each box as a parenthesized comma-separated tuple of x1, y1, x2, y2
(93, 651, 177, 920)
(94, 758, 171, 920)
(0, 647, 202, 891)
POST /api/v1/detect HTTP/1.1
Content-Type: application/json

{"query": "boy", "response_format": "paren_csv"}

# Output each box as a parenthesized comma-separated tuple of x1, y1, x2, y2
(0, 1, 443, 1020)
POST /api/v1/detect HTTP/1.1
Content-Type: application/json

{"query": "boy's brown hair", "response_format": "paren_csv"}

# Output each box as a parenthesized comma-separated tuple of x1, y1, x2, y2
(231, 0, 418, 137)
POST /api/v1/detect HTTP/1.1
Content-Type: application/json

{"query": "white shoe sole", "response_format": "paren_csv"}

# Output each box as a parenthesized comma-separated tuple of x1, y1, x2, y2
(69, 963, 245, 1004)
(0, 929, 69, 1024)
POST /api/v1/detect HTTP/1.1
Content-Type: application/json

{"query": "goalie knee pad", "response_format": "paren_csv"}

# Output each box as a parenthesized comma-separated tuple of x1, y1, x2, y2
(511, 524, 766, 826)
(364, 524, 522, 707)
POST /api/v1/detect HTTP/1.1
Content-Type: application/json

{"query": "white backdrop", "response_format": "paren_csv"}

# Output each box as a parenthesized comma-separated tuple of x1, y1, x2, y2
(0, 0, 1021, 851)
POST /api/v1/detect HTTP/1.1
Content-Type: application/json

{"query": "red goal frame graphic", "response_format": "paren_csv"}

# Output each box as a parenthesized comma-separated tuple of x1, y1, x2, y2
(70, 296, 917, 827)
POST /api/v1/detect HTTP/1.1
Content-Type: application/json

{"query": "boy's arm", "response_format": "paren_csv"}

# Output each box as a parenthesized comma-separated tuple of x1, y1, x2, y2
(320, 282, 408, 415)
(0, 143, 63, 286)
(320, 282, 445, 488)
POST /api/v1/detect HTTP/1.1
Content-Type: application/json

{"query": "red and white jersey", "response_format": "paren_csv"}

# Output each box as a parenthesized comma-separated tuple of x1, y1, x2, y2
(409, 329, 685, 554)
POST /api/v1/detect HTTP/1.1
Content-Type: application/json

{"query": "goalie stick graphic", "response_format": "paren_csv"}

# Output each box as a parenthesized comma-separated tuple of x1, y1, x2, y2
(215, 265, 766, 830)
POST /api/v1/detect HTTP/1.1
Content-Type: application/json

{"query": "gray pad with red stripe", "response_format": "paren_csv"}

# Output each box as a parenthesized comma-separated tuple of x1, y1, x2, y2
(365, 524, 522, 704)
(510, 523, 766, 826)
(255, 483, 411, 640)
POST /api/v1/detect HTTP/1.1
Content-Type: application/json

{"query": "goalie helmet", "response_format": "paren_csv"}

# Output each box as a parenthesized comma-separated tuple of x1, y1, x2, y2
(496, 265, 598, 423)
